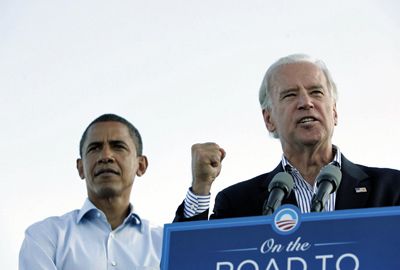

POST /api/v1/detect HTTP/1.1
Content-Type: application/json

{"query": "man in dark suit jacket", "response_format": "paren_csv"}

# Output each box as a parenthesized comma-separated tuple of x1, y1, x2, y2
(175, 54, 400, 222)
(175, 155, 400, 221)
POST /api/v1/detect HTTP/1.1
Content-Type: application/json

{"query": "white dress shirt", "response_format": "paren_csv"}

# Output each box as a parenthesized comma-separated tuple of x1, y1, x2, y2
(19, 199, 162, 270)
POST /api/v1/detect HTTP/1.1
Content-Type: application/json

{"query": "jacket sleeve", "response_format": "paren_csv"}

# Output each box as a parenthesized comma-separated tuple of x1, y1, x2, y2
(173, 200, 210, 222)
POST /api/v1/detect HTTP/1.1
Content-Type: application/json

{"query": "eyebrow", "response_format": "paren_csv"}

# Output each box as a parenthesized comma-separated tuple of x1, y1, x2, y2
(280, 84, 325, 95)
(108, 140, 129, 147)
(86, 141, 102, 148)
(85, 140, 129, 149)
(279, 88, 298, 97)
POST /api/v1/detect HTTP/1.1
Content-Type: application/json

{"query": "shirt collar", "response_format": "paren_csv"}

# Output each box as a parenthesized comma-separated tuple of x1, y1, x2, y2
(77, 198, 143, 232)
(281, 144, 342, 172)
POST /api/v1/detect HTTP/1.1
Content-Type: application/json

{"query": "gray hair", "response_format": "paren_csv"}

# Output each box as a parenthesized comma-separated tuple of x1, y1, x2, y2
(258, 54, 338, 110)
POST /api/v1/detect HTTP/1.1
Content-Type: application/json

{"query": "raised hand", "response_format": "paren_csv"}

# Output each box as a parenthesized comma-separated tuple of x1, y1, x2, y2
(191, 143, 226, 195)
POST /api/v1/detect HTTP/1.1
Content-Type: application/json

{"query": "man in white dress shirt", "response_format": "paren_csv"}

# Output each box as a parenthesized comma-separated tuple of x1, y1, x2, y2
(19, 113, 162, 270)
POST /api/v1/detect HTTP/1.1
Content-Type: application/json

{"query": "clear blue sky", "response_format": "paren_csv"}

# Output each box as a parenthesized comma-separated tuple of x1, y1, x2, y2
(1, 0, 399, 268)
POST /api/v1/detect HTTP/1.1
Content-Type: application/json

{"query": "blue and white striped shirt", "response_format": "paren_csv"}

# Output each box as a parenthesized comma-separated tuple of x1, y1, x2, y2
(282, 145, 342, 213)
(184, 188, 211, 218)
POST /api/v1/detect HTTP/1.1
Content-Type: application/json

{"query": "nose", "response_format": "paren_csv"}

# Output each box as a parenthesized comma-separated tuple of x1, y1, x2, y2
(297, 91, 314, 110)
(98, 145, 114, 163)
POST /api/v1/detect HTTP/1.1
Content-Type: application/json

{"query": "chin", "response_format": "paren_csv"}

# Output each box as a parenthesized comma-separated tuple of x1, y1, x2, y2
(298, 135, 322, 146)
(302, 140, 321, 147)
(96, 187, 121, 198)
(299, 129, 325, 140)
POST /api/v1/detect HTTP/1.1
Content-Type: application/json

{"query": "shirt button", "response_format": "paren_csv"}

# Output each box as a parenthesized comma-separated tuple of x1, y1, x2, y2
(110, 233, 115, 238)
(111, 261, 117, 266)
(190, 204, 195, 210)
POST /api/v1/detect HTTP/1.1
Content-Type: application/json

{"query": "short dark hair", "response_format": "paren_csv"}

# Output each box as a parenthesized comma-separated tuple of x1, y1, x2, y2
(79, 114, 143, 157)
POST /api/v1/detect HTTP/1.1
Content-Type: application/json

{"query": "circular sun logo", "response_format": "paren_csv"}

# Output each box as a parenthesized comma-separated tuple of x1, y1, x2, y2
(272, 206, 301, 235)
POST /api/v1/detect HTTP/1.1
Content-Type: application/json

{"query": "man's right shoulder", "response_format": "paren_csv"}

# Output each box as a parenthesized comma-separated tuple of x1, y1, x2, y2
(219, 172, 272, 194)
(25, 209, 79, 237)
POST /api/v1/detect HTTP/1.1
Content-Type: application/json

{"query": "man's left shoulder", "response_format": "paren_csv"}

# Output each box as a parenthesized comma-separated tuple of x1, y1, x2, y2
(342, 155, 400, 183)
(356, 164, 400, 180)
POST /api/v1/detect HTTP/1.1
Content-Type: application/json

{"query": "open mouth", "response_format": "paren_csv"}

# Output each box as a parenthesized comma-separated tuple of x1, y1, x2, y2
(94, 168, 120, 177)
(298, 117, 317, 124)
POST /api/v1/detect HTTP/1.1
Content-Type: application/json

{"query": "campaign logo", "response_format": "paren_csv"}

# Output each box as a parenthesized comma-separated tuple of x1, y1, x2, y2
(272, 205, 301, 235)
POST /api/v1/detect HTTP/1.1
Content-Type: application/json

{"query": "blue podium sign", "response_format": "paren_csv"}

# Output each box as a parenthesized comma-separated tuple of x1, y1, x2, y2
(161, 205, 400, 269)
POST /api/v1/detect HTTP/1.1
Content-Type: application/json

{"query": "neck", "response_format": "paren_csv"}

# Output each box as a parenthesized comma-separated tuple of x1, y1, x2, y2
(283, 143, 334, 185)
(90, 195, 130, 230)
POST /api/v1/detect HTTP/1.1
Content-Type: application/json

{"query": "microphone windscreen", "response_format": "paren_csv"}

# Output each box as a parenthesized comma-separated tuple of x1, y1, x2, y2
(316, 164, 342, 191)
(268, 172, 294, 194)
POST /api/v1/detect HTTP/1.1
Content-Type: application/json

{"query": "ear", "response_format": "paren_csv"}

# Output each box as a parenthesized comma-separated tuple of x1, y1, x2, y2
(76, 158, 85, 179)
(136, 155, 148, 177)
(262, 109, 276, 133)
(333, 102, 338, 126)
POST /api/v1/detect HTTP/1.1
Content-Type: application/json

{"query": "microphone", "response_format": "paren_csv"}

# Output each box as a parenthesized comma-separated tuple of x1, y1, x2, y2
(262, 172, 294, 215)
(310, 164, 342, 212)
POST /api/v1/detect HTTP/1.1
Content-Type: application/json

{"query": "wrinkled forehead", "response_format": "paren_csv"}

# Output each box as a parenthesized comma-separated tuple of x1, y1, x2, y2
(84, 121, 135, 146)
(270, 62, 328, 92)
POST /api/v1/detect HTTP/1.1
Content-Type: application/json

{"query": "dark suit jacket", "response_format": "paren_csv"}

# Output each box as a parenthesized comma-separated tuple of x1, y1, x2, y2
(174, 154, 400, 222)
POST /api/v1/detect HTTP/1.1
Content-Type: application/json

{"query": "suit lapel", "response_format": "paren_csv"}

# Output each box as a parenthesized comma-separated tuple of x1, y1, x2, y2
(335, 155, 370, 210)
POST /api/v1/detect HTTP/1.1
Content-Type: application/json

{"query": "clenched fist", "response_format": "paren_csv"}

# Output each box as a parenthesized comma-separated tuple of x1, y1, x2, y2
(191, 143, 226, 195)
